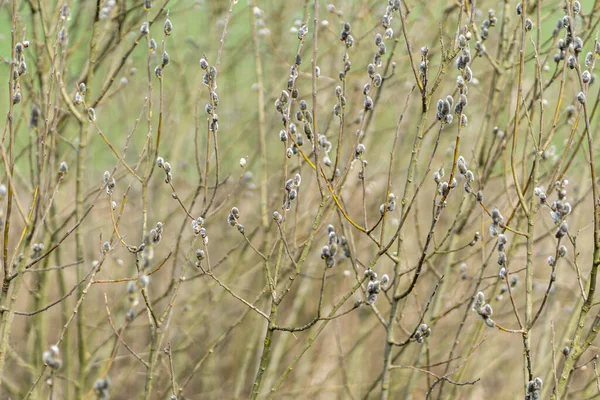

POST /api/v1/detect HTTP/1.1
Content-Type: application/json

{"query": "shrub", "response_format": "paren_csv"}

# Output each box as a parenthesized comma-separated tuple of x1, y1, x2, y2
(0, 0, 599, 398)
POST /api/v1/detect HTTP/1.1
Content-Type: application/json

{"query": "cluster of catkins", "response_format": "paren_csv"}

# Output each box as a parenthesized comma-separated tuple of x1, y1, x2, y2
(275, 89, 293, 128)
(459, 263, 468, 280)
(126, 280, 139, 321)
(437, 42, 470, 126)
(93, 377, 111, 399)
(379, 193, 397, 215)
(74, 82, 97, 123)
(515, 3, 534, 31)
(333, 83, 347, 121)
(525, 377, 543, 400)
(381, 1, 400, 41)
(433, 167, 457, 197)
(582, 40, 600, 87)
(227, 207, 245, 234)
(191, 216, 208, 246)
(55, 5, 70, 46)
(552, 1, 586, 66)
(332, 21, 353, 133)
(339, 22, 354, 72)
(364, 34, 386, 111)
(321, 225, 349, 268)
(472, 291, 495, 328)
(99, 0, 118, 20)
(199, 57, 220, 134)
(360, 3, 395, 119)
(354, 144, 369, 179)
(283, 174, 302, 211)
(42, 345, 62, 370)
(550, 209, 569, 262)
(413, 324, 432, 344)
(456, 156, 475, 193)
(103, 170, 116, 194)
(435, 94, 456, 124)
(535, 180, 571, 238)
(456, 31, 473, 82)
(141, 221, 163, 270)
(547, 241, 568, 268)
(496, 234, 508, 277)
(74, 82, 86, 105)
(365, 270, 389, 305)
(550, 180, 572, 227)
(489, 207, 505, 237)
(557, 0, 597, 103)
(149, 221, 163, 246)
(559, 3, 600, 106)
(352, 3, 396, 165)
(318, 135, 334, 167)
(252, 6, 271, 37)
(498, 275, 519, 301)
(566, 38, 584, 70)
(153, 44, 170, 79)
(279, 122, 301, 158)
(146, 13, 172, 78)
(274, 58, 299, 119)
(414, 42, 426, 83)
(354, 143, 367, 172)
(296, 100, 315, 143)
(32, 242, 45, 259)
(477, 9, 497, 49)
(156, 157, 173, 183)
(437, 25, 474, 127)
(12, 39, 30, 105)
(274, 26, 319, 161)
(280, 100, 313, 160)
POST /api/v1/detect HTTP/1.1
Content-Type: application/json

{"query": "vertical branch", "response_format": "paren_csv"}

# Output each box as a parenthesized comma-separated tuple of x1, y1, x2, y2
(0, 0, 19, 392)
(249, 0, 269, 230)
(311, 0, 324, 197)
(74, 2, 101, 396)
